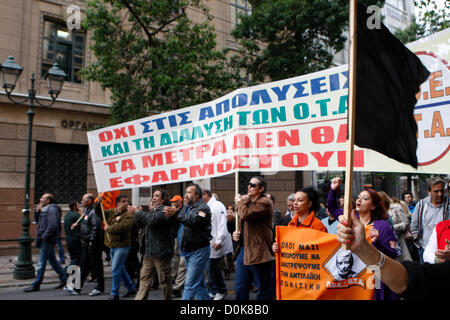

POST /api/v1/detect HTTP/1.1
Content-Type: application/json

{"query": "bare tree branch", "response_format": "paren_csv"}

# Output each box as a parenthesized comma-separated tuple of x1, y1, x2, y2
(119, 0, 154, 43)
(150, 9, 186, 36)
(119, 1, 186, 43)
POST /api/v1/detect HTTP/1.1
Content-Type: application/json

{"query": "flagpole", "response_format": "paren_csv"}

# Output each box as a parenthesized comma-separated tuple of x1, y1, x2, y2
(73, 213, 85, 226)
(99, 197, 111, 242)
(343, 0, 358, 250)
(235, 171, 240, 232)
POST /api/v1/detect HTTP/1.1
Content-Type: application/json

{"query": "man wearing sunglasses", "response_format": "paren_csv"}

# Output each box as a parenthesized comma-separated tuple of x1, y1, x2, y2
(233, 176, 275, 300)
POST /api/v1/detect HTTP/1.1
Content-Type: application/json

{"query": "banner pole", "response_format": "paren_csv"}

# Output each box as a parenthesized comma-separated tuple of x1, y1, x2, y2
(73, 213, 84, 226)
(235, 171, 239, 232)
(100, 198, 111, 242)
(343, 0, 358, 250)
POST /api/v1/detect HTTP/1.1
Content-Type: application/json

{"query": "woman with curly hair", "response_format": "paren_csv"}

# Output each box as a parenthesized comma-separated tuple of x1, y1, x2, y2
(327, 177, 398, 300)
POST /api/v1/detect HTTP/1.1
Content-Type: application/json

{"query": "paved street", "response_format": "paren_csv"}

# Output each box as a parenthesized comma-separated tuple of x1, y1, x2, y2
(0, 275, 246, 301)
(0, 253, 256, 301)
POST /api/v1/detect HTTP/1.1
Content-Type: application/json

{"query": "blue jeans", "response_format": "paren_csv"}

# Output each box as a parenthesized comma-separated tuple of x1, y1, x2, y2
(182, 246, 211, 300)
(32, 240, 67, 288)
(56, 237, 65, 263)
(235, 246, 273, 300)
(110, 247, 136, 296)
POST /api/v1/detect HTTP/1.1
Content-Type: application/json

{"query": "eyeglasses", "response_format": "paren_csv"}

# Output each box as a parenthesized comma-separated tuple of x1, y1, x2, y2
(248, 182, 258, 188)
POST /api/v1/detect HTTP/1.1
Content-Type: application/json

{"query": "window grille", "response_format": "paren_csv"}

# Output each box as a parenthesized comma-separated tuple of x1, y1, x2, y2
(34, 141, 88, 204)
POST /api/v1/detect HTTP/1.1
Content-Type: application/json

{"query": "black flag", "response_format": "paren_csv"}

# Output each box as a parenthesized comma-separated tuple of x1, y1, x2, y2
(354, 2, 430, 168)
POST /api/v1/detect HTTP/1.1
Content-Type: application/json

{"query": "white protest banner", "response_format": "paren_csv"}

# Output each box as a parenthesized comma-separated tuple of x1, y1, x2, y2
(406, 28, 450, 172)
(88, 64, 351, 192)
(87, 30, 449, 192)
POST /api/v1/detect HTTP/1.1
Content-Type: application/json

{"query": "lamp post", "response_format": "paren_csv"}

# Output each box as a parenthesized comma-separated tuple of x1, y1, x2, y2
(0, 56, 66, 280)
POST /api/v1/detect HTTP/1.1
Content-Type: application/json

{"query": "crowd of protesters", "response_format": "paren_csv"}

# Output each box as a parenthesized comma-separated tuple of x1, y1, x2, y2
(23, 175, 449, 300)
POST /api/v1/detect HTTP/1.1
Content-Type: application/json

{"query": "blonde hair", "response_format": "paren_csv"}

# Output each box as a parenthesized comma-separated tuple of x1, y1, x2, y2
(377, 191, 392, 213)
(399, 200, 411, 217)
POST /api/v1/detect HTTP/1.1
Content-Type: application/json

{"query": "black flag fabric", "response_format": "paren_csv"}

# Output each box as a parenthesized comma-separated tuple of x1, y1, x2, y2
(354, 2, 430, 168)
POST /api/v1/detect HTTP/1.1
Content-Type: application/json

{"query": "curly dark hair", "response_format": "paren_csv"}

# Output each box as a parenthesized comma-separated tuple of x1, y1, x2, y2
(299, 186, 320, 214)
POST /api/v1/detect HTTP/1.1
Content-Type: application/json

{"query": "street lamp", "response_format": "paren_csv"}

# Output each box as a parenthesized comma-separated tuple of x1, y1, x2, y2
(0, 56, 66, 280)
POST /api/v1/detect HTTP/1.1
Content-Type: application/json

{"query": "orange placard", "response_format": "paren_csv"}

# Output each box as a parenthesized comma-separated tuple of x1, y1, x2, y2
(275, 226, 375, 300)
(96, 191, 120, 210)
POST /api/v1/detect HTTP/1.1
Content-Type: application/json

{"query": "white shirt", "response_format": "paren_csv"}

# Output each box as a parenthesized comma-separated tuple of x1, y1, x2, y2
(411, 196, 449, 248)
(207, 197, 233, 258)
(423, 227, 438, 264)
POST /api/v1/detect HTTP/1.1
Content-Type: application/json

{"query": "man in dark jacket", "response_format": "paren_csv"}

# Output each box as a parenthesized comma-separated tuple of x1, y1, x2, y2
(177, 184, 212, 300)
(24, 193, 67, 292)
(134, 189, 179, 300)
(64, 201, 82, 268)
(67, 193, 105, 296)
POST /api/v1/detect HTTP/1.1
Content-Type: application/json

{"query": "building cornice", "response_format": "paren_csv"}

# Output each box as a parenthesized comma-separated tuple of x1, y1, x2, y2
(0, 90, 111, 115)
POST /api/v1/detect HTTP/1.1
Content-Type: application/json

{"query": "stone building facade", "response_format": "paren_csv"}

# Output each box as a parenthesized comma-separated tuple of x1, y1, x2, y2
(0, 0, 311, 243)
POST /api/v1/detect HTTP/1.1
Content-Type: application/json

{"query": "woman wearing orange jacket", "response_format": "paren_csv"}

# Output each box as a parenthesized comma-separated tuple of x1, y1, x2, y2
(272, 187, 327, 254)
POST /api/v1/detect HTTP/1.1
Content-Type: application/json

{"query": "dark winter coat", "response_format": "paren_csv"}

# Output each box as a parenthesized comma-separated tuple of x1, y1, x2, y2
(80, 204, 104, 247)
(178, 199, 212, 253)
(35, 203, 62, 248)
(135, 205, 180, 258)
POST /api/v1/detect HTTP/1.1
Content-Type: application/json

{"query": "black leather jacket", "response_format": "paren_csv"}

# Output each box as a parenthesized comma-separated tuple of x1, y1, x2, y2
(177, 199, 212, 253)
(80, 204, 104, 246)
(134, 205, 179, 258)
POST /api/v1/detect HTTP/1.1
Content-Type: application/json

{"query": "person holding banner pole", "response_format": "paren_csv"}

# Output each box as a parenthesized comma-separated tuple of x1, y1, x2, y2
(272, 187, 327, 254)
(271, 187, 326, 300)
(101, 194, 138, 300)
(67, 193, 105, 296)
(328, 177, 399, 300)
(233, 176, 274, 300)
(337, 209, 450, 300)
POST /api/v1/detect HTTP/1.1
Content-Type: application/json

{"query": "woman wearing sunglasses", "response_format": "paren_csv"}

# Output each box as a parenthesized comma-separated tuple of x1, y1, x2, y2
(233, 176, 275, 300)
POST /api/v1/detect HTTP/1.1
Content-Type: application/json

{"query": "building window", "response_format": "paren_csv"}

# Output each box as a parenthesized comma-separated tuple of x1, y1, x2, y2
(386, 0, 406, 11)
(42, 19, 85, 84)
(34, 142, 88, 204)
(230, 0, 251, 25)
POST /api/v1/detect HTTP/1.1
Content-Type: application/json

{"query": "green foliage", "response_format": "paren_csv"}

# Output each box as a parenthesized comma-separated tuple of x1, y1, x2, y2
(395, 0, 449, 44)
(394, 17, 425, 44)
(83, 0, 241, 124)
(415, 0, 449, 35)
(230, 0, 385, 84)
